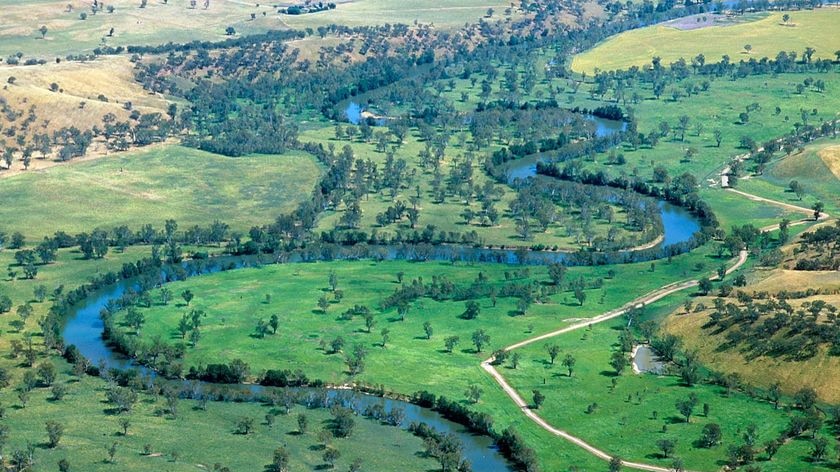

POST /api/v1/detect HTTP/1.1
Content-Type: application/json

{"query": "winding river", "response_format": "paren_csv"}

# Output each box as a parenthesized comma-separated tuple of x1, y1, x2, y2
(59, 106, 700, 472)
(61, 259, 513, 471)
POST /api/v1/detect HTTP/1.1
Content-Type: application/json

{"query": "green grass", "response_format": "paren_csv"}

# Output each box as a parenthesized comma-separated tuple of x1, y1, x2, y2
(571, 9, 840, 74)
(0, 368, 439, 472)
(503, 305, 836, 471)
(0, 247, 445, 472)
(113, 253, 723, 387)
(737, 137, 840, 216)
(437, 60, 840, 222)
(106, 247, 732, 467)
(0, 145, 320, 239)
(301, 122, 655, 250)
(0, 244, 720, 472)
(699, 188, 799, 230)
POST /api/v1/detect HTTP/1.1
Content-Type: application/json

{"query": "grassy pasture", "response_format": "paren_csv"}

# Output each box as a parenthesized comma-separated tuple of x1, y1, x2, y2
(664, 287, 840, 404)
(0, 248, 609, 472)
(504, 305, 837, 471)
(571, 9, 840, 74)
(0, 145, 320, 238)
(300, 124, 653, 250)
(0, 368, 439, 471)
(0, 0, 281, 57)
(113, 256, 725, 387)
(278, 0, 517, 30)
(0, 56, 172, 148)
(737, 137, 840, 216)
(427, 51, 840, 224)
(0, 0, 515, 58)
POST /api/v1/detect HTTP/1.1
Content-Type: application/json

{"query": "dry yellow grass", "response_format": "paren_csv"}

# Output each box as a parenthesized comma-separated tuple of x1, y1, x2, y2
(0, 55, 171, 155)
(664, 268, 840, 402)
(0, 0, 281, 57)
(818, 145, 840, 180)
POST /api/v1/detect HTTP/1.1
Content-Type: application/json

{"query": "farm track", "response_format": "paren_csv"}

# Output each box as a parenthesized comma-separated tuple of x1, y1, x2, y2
(482, 183, 829, 471)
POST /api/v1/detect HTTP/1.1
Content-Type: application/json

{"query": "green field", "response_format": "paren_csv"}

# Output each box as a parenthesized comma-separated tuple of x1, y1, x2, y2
(300, 124, 654, 250)
(0, 246, 445, 472)
(737, 137, 840, 215)
(112, 253, 725, 389)
(503, 308, 836, 471)
(571, 9, 840, 73)
(0, 145, 319, 238)
(0, 367, 440, 471)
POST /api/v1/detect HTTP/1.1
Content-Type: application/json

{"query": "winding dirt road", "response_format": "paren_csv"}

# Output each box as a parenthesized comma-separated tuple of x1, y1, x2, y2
(482, 185, 830, 471)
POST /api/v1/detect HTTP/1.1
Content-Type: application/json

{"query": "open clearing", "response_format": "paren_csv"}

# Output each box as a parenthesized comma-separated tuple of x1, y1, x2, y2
(571, 9, 840, 73)
(0, 55, 171, 140)
(278, 0, 518, 30)
(0, 145, 320, 237)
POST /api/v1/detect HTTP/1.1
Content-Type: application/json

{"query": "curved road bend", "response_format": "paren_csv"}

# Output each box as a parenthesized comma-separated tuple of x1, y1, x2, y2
(484, 183, 832, 472)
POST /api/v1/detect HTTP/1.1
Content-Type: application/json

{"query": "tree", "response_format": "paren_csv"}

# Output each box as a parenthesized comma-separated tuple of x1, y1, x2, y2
(37, 361, 57, 386)
(610, 351, 627, 375)
(698, 277, 712, 295)
(699, 423, 722, 448)
(181, 289, 194, 306)
(363, 312, 375, 333)
(768, 382, 782, 409)
(465, 384, 482, 404)
(328, 271, 339, 292)
(225, 26, 236, 35)
(331, 407, 355, 437)
(462, 300, 481, 320)
(423, 321, 433, 339)
(676, 394, 699, 423)
(269, 314, 279, 334)
(269, 447, 290, 472)
(106, 442, 118, 463)
(318, 295, 330, 314)
(444, 335, 460, 353)
(794, 387, 818, 410)
(782, 13, 790, 24)
(46, 421, 64, 448)
(548, 263, 567, 285)
(713, 129, 723, 147)
(609, 456, 622, 472)
(546, 343, 560, 365)
(380, 328, 390, 348)
(471, 329, 490, 352)
(811, 437, 829, 462)
(532, 390, 545, 409)
(39, 25, 48, 38)
(51, 383, 67, 401)
(297, 413, 308, 434)
(812, 201, 824, 220)
(125, 307, 145, 333)
(562, 354, 576, 377)
(573, 287, 587, 306)
(656, 438, 676, 458)
(236, 417, 254, 435)
(510, 352, 521, 369)
(789, 180, 805, 200)
(118, 417, 131, 436)
(764, 439, 781, 460)
(323, 447, 340, 468)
